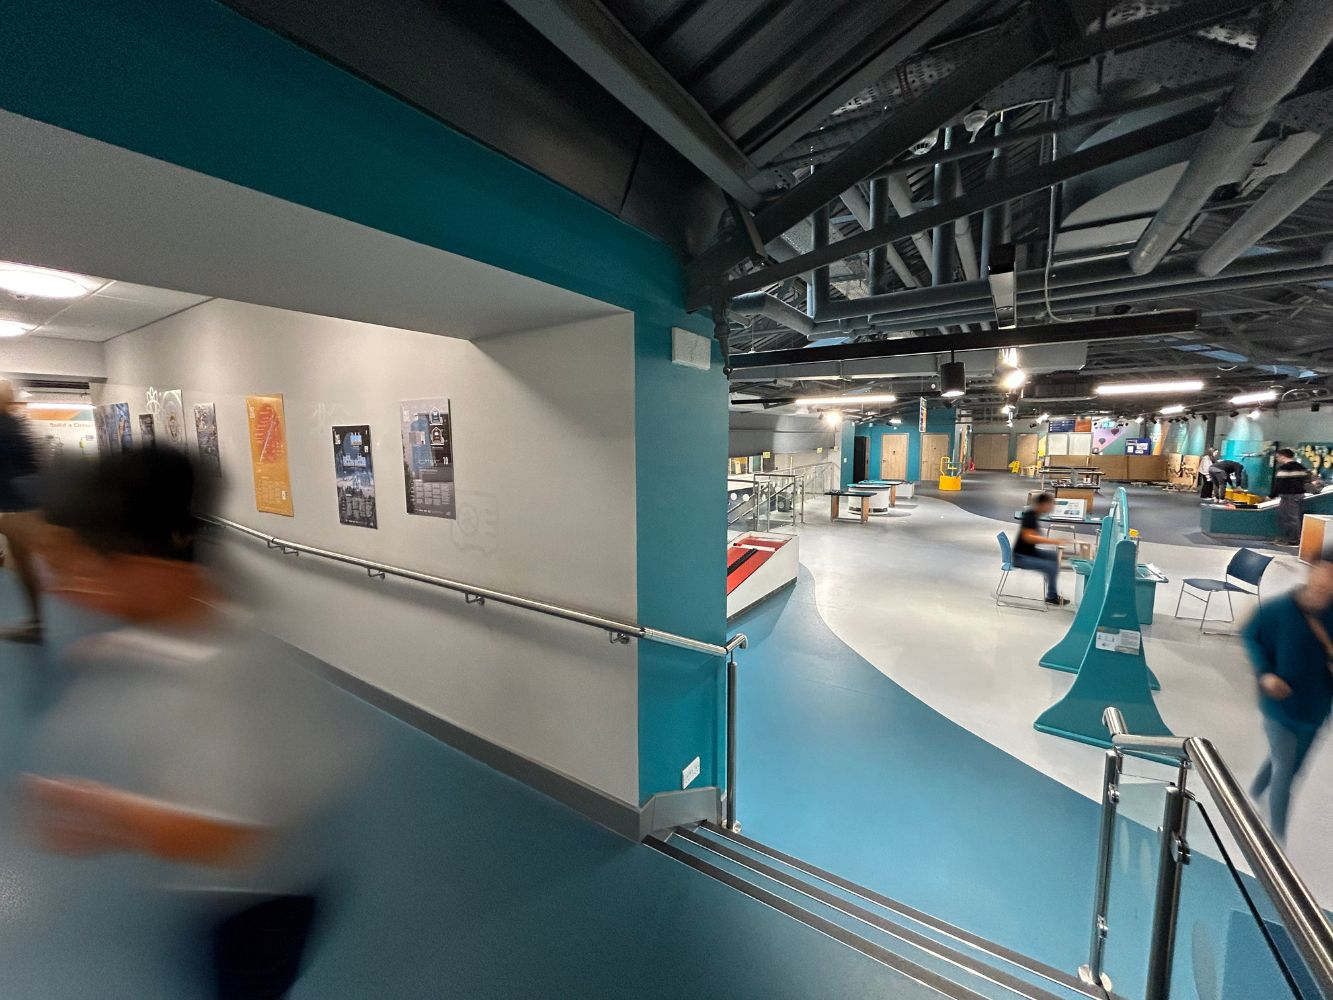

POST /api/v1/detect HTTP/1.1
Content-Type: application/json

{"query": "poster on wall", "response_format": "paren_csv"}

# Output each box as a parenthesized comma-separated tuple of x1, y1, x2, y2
(193, 403, 222, 476)
(1092, 423, 1129, 455)
(1075, 418, 1093, 433)
(1296, 443, 1333, 484)
(245, 394, 294, 516)
(399, 398, 456, 519)
(1126, 438, 1152, 455)
(26, 405, 96, 460)
(332, 424, 377, 529)
(918, 396, 928, 434)
(94, 403, 133, 456)
(151, 388, 188, 450)
(138, 414, 156, 448)
(1048, 419, 1076, 433)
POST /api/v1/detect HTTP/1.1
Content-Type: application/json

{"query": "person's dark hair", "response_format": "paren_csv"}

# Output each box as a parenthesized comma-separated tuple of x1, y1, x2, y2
(1276, 448, 1296, 459)
(1033, 492, 1053, 505)
(40, 448, 209, 561)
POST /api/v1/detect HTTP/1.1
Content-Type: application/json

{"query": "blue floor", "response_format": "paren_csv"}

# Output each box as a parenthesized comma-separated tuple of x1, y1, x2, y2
(0, 577, 931, 1000)
(0, 565, 1292, 999)
(733, 568, 1296, 1000)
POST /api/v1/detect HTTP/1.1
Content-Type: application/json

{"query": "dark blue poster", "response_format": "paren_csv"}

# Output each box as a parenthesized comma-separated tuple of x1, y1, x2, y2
(1048, 419, 1076, 433)
(1126, 438, 1152, 455)
(332, 424, 377, 529)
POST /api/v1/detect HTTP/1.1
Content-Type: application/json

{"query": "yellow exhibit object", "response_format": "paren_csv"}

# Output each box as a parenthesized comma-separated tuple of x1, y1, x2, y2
(1008, 460, 1020, 474)
(939, 457, 962, 492)
(1224, 488, 1264, 505)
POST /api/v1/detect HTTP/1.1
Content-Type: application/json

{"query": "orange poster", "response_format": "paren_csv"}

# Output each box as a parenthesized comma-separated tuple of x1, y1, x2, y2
(1075, 418, 1093, 433)
(245, 394, 294, 516)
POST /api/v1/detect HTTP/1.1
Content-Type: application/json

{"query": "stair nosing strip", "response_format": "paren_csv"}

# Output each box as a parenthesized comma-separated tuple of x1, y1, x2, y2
(676, 828, 1067, 1000)
(700, 822, 1105, 1000)
(647, 835, 993, 1000)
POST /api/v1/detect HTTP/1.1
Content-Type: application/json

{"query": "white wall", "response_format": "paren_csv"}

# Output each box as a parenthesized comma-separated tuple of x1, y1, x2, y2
(100, 299, 641, 803)
(0, 336, 105, 380)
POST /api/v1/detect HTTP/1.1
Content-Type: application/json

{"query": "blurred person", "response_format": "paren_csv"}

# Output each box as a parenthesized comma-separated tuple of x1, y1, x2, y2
(22, 449, 370, 999)
(1209, 457, 1247, 500)
(1014, 493, 1073, 607)
(1271, 447, 1314, 546)
(1198, 448, 1216, 499)
(0, 380, 43, 641)
(1244, 553, 1333, 840)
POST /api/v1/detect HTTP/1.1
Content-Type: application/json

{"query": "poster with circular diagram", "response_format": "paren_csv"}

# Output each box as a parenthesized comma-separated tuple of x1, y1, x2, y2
(159, 389, 187, 450)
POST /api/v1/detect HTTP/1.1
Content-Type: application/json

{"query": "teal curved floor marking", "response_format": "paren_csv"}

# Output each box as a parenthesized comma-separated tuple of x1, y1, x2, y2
(733, 567, 1286, 999)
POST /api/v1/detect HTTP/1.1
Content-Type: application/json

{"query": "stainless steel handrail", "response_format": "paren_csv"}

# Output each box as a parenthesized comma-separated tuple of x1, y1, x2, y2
(1100, 707, 1333, 997)
(201, 514, 747, 659)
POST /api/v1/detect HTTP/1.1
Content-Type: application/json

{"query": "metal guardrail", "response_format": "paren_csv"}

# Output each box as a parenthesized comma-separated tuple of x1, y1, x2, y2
(1087, 707, 1333, 999)
(201, 515, 747, 658)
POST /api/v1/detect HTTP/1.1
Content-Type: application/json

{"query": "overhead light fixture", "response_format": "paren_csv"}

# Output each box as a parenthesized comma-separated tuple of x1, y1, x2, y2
(1249, 408, 1263, 420)
(1159, 404, 1186, 415)
(1230, 389, 1278, 405)
(1095, 380, 1205, 396)
(939, 357, 966, 399)
(1001, 403, 1014, 414)
(1038, 412, 1050, 422)
(822, 411, 843, 427)
(0, 265, 90, 299)
(0, 320, 34, 338)
(796, 393, 897, 406)
(889, 417, 903, 425)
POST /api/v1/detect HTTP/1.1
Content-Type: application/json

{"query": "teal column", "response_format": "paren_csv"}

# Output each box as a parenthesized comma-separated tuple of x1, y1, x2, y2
(635, 319, 728, 803)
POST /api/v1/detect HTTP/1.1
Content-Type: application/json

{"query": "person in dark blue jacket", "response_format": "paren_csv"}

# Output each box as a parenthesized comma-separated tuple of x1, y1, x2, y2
(1245, 556, 1333, 839)
(0, 381, 42, 642)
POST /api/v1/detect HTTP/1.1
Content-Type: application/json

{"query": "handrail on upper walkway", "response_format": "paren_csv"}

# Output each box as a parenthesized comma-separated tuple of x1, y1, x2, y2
(200, 514, 746, 659)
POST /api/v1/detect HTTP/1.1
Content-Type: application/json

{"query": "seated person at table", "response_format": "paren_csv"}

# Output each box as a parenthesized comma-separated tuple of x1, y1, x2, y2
(1015, 493, 1073, 607)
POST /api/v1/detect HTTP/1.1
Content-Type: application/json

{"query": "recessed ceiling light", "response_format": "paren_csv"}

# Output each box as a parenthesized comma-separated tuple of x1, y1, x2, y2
(1230, 389, 1278, 405)
(0, 320, 34, 338)
(795, 393, 897, 406)
(0, 266, 90, 299)
(1159, 404, 1186, 415)
(1095, 380, 1205, 395)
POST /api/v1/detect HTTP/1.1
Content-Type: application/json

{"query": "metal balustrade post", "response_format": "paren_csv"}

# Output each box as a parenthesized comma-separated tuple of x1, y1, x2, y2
(724, 649, 739, 832)
(1080, 748, 1124, 992)
(1145, 762, 1192, 1000)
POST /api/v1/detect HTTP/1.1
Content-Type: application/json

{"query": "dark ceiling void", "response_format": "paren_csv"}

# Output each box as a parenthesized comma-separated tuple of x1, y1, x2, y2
(229, 0, 1333, 418)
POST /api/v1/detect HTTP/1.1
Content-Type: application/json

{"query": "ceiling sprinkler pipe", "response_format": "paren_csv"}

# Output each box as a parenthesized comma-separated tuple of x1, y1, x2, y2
(1129, 0, 1333, 275)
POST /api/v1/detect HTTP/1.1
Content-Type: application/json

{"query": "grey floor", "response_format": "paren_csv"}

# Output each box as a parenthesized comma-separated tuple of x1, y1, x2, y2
(920, 471, 1283, 551)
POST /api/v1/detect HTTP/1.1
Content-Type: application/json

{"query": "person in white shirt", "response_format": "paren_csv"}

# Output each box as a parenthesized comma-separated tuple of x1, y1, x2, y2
(23, 449, 371, 999)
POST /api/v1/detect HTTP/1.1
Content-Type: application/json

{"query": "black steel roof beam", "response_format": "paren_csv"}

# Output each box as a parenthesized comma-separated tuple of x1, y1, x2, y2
(502, 0, 763, 208)
(738, 0, 998, 164)
(684, 9, 1053, 305)
(726, 312, 1200, 371)
(1054, 0, 1263, 67)
(863, 72, 1237, 182)
(717, 105, 1215, 303)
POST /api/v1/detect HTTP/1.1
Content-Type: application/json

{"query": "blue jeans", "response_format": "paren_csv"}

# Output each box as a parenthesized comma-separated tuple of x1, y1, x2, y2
(1250, 717, 1320, 840)
(1013, 550, 1060, 601)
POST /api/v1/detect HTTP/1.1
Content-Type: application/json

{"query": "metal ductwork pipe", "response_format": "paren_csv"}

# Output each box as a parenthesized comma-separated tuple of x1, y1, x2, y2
(980, 122, 1005, 277)
(886, 174, 934, 275)
(1129, 0, 1333, 275)
(931, 129, 955, 287)
(1197, 130, 1333, 275)
(845, 183, 918, 290)
(808, 203, 830, 316)
(729, 293, 816, 337)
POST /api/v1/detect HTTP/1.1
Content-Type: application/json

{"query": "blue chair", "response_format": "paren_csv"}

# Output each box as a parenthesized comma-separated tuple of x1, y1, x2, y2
(1173, 547, 1273, 631)
(995, 532, 1048, 611)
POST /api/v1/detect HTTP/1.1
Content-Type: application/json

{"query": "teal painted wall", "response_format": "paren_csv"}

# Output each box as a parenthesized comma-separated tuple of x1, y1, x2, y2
(0, 0, 686, 325)
(856, 406, 958, 481)
(0, 0, 730, 804)
(635, 322, 728, 803)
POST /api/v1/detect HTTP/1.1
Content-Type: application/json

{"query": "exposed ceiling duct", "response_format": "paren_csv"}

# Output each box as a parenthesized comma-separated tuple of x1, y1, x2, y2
(1129, 0, 1333, 274)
